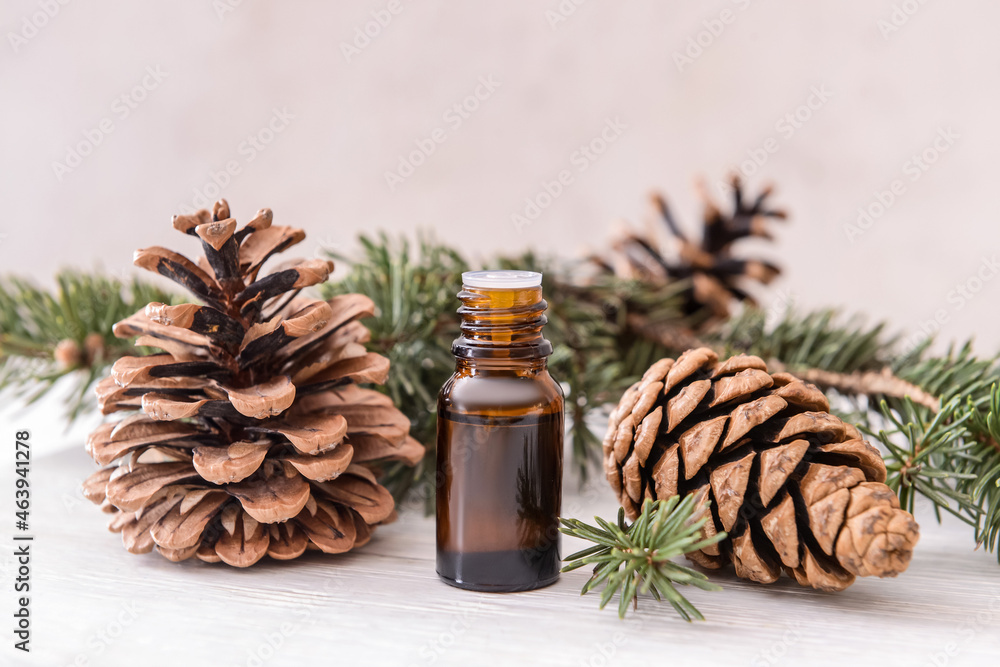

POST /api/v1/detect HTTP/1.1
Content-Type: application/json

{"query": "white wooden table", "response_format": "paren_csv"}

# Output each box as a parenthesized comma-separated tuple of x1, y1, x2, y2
(3, 408, 1000, 667)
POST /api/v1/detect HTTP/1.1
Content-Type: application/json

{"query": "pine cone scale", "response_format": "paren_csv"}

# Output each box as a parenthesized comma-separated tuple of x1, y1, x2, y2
(104, 462, 199, 511)
(192, 445, 262, 483)
(149, 491, 229, 550)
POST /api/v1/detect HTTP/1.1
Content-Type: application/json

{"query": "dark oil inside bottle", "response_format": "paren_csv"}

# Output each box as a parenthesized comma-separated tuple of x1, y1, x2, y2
(437, 404, 563, 591)
(436, 274, 564, 592)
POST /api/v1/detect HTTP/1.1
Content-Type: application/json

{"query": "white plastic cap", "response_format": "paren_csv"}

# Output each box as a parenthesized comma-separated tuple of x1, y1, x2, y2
(462, 270, 542, 289)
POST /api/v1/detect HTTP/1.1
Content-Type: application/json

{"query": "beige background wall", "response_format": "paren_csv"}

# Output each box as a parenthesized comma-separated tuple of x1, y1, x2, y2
(2, 0, 998, 352)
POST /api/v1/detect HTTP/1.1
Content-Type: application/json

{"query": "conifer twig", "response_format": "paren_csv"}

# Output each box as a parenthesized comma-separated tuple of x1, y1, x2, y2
(560, 494, 725, 621)
(0, 271, 177, 420)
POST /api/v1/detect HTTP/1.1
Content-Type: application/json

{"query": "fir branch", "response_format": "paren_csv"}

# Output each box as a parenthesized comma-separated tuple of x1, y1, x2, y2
(880, 345, 1000, 558)
(895, 341, 997, 408)
(715, 307, 897, 375)
(964, 384, 1000, 554)
(872, 395, 978, 523)
(0, 270, 176, 420)
(560, 495, 725, 621)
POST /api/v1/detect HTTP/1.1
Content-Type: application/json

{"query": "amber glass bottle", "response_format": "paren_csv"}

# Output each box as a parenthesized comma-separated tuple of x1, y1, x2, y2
(436, 270, 564, 592)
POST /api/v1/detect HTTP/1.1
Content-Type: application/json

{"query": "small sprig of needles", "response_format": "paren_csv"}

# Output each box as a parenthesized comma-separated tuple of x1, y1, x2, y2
(560, 494, 726, 621)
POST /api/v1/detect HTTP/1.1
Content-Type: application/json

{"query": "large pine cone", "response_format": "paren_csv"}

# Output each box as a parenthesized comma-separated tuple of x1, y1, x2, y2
(83, 200, 423, 566)
(603, 348, 919, 591)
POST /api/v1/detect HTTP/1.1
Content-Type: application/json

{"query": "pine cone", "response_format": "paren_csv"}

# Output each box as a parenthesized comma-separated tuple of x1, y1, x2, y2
(594, 177, 783, 325)
(83, 199, 423, 566)
(603, 347, 919, 591)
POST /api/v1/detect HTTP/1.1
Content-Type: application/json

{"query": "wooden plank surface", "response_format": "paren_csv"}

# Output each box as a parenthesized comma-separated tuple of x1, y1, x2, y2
(2, 437, 1000, 667)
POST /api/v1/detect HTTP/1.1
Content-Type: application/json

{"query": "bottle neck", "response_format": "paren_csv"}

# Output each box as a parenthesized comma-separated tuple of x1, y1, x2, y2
(455, 358, 548, 374)
(452, 284, 553, 361)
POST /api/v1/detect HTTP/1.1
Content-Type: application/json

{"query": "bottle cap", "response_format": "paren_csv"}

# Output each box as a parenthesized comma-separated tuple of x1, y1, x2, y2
(462, 270, 542, 289)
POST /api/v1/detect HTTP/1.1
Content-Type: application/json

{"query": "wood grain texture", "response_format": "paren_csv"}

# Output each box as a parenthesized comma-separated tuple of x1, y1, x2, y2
(3, 444, 1000, 667)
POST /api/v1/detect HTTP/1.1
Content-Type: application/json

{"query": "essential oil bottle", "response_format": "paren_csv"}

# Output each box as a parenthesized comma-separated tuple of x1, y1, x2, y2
(436, 270, 564, 592)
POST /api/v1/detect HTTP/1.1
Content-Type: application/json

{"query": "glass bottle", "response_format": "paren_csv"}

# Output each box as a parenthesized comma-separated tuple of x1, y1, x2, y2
(436, 270, 564, 592)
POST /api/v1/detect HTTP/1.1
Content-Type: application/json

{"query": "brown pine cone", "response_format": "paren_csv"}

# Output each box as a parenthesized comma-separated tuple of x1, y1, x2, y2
(83, 199, 423, 566)
(593, 178, 783, 325)
(603, 347, 919, 591)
